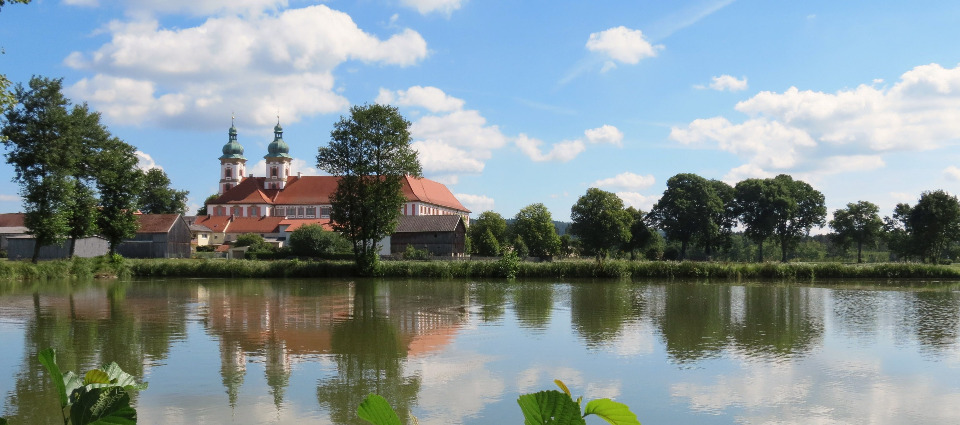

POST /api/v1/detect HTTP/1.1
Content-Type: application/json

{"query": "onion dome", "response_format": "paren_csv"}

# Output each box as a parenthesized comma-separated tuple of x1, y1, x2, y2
(265, 122, 291, 159)
(220, 122, 246, 160)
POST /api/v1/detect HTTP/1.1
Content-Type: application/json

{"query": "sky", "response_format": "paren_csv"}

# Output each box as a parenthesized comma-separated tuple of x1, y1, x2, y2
(3, 0, 960, 224)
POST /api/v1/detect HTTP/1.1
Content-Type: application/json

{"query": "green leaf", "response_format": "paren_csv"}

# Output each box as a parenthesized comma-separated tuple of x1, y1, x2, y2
(1, 416, 8, 425)
(85, 369, 111, 385)
(517, 390, 586, 425)
(37, 348, 69, 408)
(583, 399, 641, 425)
(100, 362, 147, 392)
(554, 380, 572, 398)
(356, 394, 402, 425)
(69, 386, 136, 425)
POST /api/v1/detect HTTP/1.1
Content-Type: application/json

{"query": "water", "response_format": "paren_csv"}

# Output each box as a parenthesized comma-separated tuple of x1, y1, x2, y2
(1, 278, 960, 424)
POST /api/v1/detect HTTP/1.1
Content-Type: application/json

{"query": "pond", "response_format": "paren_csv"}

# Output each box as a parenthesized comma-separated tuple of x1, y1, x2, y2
(1, 278, 960, 424)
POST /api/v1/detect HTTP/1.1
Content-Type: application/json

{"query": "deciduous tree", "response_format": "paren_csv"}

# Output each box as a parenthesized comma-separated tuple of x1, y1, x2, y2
(316, 104, 421, 274)
(569, 188, 631, 263)
(469, 211, 507, 256)
(768, 175, 826, 263)
(513, 203, 560, 258)
(138, 168, 188, 214)
(829, 200, 883, 263)
(907, 190, 960, 263)
(289, 224, 350, 257)
(650, 173, 726, 260)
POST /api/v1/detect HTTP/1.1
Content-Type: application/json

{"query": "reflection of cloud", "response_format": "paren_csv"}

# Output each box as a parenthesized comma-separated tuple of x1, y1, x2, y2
(671, 356, 960, 424)
(516, 366, 584, 395)
(610, 321, 656, 357)
(410, 352, 505, 425)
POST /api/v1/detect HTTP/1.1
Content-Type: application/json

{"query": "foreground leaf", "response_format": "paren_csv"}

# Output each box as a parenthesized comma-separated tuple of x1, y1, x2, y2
(517, 390, 586, 425)
(85, 369, 111, 385)
(38, 348, 68, 408)
(583, 399, 641, 425)
(357, 394, 402, 425)
(100, 363, 148, 392)
(554, 380, 572, 398)
(70, 386, 136, 425)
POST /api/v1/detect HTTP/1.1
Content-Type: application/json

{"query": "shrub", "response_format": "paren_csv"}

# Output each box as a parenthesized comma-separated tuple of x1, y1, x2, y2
(289, 224, 351, 257)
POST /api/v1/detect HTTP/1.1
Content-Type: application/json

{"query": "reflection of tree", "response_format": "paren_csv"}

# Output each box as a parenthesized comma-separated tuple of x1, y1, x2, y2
(656, 283, 732, 363)
(316, 281, 420, 425)
(472, 281, 507, 322)
(729, 286, 823, 357)
(907, 290, 960, 353)
(219, 338, 246, 408)
(831, 289, 883, 339)
(570, 282, 634, 347)
(512, 282, 555, 330)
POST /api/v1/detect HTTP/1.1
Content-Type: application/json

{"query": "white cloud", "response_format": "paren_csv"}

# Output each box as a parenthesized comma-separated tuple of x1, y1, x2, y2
(399, 0, 465, 15)
(64, 0, 99, 7)
(816, 155, 885, 175)
(249, 157, 322, 178)
(673, 62, 960, 183)
(66, 5, 427, 129)
(586, 26, 662, 67)
(945, 166, 960, 181)
(455, 193, 494, 213)
(615, 192, 658, 211)
(0, 194, 20, 202)
(377, 86, 465, 113)
(722, 163, 774, 184)
(86, 0, 290, 18)
(584, 125, 624, 146)
(591, 172, 655, 191)
(135, 151, 161, 170)
(515, 134, 586, 162)
(412, 140, 485, 174)
(708, 75, 748, 91)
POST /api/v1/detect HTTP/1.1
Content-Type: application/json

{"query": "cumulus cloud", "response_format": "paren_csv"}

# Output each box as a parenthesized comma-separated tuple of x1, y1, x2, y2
(591, 172, 655, 191)
(455, 193, 494, 213)
(615, 192, 658, 211)
(945, 166, 960, 181)
(584, 125, 624, 146)
(672, 62, 960, 182)
(707, 75, 748, 91)
(0, 194, 20, 202)
(135, 151, 161, 170)
(586, 26, 662, 71)
(515, 134, 586, 162)
(65, 5, 428, 129)
(377, 86, 465, 113)
(399, 0, 465, 15)
(249, 157, 322, 178)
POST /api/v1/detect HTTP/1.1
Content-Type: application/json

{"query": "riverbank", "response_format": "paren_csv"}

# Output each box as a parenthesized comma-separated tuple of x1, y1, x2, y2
(3, 256, 960, 281)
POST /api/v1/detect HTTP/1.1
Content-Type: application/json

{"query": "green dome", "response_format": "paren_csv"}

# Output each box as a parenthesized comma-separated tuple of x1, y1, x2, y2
(219, 124, 246, 160)
(265, 123, 291, 159)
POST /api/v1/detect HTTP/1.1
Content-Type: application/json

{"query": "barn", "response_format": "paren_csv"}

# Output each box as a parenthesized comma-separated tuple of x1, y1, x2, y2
(389, 215, 466, 257)
(116, 214, 192, 258)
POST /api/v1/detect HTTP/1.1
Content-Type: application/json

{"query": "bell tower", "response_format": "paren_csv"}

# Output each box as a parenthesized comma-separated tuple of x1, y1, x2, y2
(219, 117, 247, 195)
(264, 118, 292, 190)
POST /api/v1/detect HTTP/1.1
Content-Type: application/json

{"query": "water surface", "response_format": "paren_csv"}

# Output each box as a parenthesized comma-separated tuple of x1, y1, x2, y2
(1, 278, 959, 424)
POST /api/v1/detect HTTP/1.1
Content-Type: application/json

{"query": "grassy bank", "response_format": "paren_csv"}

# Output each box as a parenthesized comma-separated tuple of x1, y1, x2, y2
(4, 257, 960, 281)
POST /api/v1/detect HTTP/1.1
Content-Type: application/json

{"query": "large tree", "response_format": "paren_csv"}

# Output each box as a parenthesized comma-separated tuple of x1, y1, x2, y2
(733, 178, 778, 262)
(650, 173, 727, 260)
(316, 104, 421, 274)
(623, 206, 658, 260)
(906, 190, 960, 263)
(469, 210, 508, 257)
(768, 175, 827, 263)
(829, 200, 883, 263)
(94, 137, 143, 255)
(569, 188, 631, 263)
(513, 203, 561, 259)
(138, 168, 189, 214)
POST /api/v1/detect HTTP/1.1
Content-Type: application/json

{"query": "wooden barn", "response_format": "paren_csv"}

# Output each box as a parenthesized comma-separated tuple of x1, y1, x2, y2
(116, 214, 192, 258)
(389, 215, 466, 257)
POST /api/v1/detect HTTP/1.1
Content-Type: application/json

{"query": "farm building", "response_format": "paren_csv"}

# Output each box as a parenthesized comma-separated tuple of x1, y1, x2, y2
(116, 213, 192, 258)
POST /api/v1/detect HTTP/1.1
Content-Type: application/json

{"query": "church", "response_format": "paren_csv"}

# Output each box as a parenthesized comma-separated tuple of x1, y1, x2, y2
(196, 120, 470, 256)
(205, 120, 470, 223)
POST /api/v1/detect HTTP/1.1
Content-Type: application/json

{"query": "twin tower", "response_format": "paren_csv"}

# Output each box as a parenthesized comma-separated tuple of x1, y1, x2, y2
(218, 120, 292, 195)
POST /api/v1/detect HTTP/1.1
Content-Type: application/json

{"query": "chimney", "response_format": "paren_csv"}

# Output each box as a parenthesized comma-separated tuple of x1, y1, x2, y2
(298, 172, 302, 178)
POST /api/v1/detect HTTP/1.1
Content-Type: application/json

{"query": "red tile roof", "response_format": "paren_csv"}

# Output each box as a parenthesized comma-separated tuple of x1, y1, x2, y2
(136, 214, 183, 233)
(0, 213, 25, 227)
(225, 216, 285, 234)
(280, 218, 334, 232)
(209, 175, 469, 213)
(194, 215, 232, 233)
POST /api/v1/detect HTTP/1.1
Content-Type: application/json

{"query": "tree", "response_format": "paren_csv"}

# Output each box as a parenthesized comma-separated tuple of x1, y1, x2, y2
(513, 203, 561, 259)
(768, 175, 826, 263)
(884, 202, 915, 261)
(569, 188, 631, 263)
(649, 173, 726, 260)
(65, 180, 98, 257)
(701, 179, 735, 259)
(138, 168, 188, 214)
(829, 201, 883, 263)
(469, 210, 507, 256)
(733, 178, 777, 262)
(289, 224, 350, 257)
(316, 104, 421, 274)
(907, 190, 960, 263)
(197, 194, 219, 215)
(623, 207, 657, 260)
(94, 137, 143, 255)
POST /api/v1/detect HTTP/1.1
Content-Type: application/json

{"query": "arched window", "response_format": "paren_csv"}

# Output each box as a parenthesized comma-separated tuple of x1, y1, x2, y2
(225, 168, 232, 178)
(271, 167, 278, 178)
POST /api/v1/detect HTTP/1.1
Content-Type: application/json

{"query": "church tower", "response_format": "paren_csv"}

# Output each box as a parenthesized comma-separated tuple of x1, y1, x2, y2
(264, 120, 292, 190)
(219, 119, 247, 195)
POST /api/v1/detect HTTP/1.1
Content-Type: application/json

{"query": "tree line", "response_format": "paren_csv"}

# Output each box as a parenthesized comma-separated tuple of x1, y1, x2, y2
(1, 77, 189, 262)
(469, 172, 960, 264)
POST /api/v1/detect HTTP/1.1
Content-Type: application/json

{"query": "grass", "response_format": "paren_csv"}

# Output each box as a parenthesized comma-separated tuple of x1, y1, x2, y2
(3, 256, 960, 282)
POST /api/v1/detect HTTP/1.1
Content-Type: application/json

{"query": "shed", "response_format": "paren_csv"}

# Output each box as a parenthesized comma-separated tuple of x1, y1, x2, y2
(116, 214, 192, 258)
(390, 215, 466, 257)
(7, 235, 109, 260)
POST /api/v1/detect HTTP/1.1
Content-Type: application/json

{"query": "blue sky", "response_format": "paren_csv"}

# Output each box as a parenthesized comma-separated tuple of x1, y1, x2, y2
(3, 0, 960, 223)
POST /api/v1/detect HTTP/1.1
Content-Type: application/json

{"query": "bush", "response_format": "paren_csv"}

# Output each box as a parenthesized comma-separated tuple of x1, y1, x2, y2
(289, 224, 351, 257)
(401, 245, 431, 260)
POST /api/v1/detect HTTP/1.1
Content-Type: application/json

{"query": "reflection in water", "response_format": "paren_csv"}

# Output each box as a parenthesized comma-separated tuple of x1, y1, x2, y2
(1, 279, 960, 424)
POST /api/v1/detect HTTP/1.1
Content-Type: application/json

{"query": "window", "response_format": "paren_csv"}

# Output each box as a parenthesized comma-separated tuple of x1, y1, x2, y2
(225, 168, 232, 178)
(271, 167, 278, 178)
(321, 207, 331, 218)
(275, 207, 285, 217)
(306, 207, 316, 218)
(232, 206, 243, 217)
(249, 206, 259, 217)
